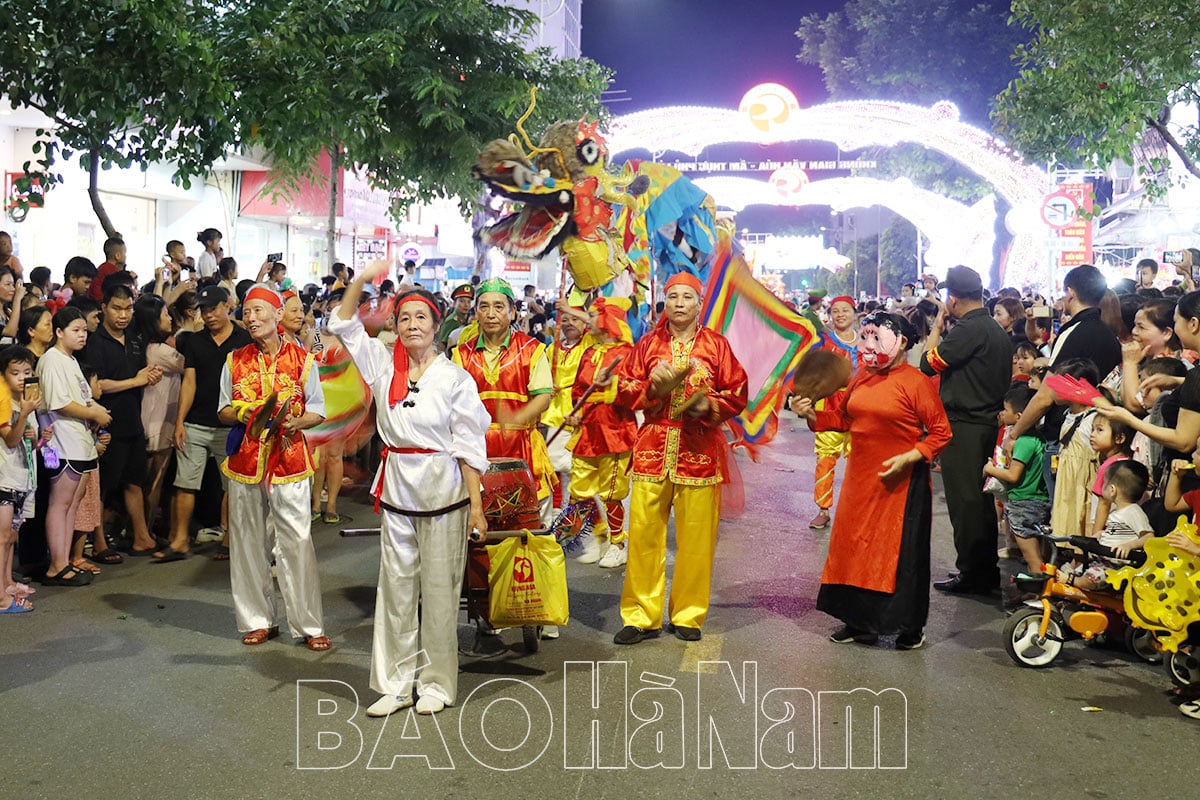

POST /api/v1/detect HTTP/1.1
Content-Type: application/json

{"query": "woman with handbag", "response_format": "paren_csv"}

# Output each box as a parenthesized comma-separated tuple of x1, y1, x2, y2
(329, 262, 490, 718)
(791, 312, 952, 650)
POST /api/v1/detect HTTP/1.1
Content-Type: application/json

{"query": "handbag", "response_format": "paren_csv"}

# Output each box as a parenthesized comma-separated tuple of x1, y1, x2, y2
(487, 532, 570, 627)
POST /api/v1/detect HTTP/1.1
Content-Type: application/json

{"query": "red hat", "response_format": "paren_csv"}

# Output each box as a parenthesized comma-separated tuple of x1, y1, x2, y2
(664, 272, 704, 296)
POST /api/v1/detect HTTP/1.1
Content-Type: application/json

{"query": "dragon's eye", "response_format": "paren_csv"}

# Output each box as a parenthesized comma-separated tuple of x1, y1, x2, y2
(578, 140, 600, 165)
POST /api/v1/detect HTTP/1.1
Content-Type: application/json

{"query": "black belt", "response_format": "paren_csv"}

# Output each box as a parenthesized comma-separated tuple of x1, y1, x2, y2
(375, 496, 470, 518)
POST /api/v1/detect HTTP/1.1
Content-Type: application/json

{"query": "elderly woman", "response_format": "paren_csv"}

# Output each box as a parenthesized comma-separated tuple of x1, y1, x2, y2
(329, 261, 489, 718)
(791, 312, 952, 650)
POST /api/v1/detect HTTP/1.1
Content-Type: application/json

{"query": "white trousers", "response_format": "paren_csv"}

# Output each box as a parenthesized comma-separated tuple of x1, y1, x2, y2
(370, 506, 468, 705)
(228, 480, 325, 638)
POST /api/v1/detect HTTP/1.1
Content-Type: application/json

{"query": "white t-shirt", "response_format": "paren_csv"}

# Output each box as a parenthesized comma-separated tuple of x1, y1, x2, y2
(1099, 503, 1152, 549)
(37, 347, 99, 461)
(0, 409, 33, 491)
(197, 250, 219, 279)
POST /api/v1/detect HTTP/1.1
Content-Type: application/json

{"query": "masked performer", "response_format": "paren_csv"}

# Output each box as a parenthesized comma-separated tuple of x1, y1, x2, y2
(562, 295, 638, 569)
(791, 312, 951, 650)
(540, 295, 591, 518)
(217, 284, 329, 650)
(613, 273, 748, 644)
(329, 263, 489, 717)
(810, 295, 862, 530)
(453, 278, 556, 520)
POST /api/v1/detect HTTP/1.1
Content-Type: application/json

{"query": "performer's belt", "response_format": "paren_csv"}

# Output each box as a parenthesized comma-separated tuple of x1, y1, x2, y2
(372, 445, 443, 513)
(489, 422, 535, 432)
(376, 496, 470, 518)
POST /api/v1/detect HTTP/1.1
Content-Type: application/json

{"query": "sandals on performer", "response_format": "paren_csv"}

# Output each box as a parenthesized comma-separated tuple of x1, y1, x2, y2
(241, 627, 279, 646)
(304, 635, 333, 652)
(71, 559, 102, 575)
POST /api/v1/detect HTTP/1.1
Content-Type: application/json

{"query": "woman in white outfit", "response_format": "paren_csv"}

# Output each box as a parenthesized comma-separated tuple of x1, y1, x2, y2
(329, 262, 489, 717)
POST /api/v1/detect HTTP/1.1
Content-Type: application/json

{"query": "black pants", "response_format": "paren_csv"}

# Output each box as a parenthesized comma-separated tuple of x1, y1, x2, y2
(940, 419, 999, 587)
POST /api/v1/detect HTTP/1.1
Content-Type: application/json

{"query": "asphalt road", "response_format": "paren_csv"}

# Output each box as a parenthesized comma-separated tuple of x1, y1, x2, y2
(2, 421, 1192, 800)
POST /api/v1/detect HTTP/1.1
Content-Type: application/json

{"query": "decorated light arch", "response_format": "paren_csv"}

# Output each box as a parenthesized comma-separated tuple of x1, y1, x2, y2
(607, 86, 1050, 288)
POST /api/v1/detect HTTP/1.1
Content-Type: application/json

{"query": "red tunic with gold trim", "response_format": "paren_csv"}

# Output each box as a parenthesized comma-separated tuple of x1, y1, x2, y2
(570, 341, 637, 457)
(617, 326, 748, 486)
(454, 329, 556, 496)
(222, 341, 318, 485)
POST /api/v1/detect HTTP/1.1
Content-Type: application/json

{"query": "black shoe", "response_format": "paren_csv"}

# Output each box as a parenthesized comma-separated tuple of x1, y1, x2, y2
(896, 630, 926, 650)
(671, 625, 702, 642)
(614, 625, 661, 645)
(828, 625, 878, 645)
(933, 575, 996, 595)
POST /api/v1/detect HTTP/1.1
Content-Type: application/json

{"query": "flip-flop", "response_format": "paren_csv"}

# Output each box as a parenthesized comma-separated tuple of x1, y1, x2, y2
(89, 549, 124, 565)
(71, 559, 101, 575)
(311, 511, 323, 523)
(152, 548, 188, 564)
(125, 547, 160, 557)
(322, 513, 342, 525)
(0, 595, 33, 613)
(1181, 700, 1200, 720)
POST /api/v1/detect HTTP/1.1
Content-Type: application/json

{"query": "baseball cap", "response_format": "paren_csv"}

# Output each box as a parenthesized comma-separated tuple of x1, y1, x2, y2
(938, 265, 983, 297)
(196, 285, 230, 307)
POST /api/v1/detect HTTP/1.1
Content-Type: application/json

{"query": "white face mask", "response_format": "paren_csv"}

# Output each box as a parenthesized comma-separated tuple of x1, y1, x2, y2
(860, 319, 905, 372)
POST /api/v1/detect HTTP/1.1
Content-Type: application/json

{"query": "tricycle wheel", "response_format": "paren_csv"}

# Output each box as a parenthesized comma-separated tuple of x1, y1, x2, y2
(1004, 608, 1063, 668)
(523, 625, 540, 653)
(1166, 647, 1200, 688)
(1123, 626, 1162, 664)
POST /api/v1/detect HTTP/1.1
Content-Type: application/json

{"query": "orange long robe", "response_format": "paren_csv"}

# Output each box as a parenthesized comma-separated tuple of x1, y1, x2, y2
(812, 362, 951, 593)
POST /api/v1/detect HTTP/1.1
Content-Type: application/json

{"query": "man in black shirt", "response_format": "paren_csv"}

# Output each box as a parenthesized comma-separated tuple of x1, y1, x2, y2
(920, 266, 1013, 594)
(163, 286, 252, 559)
(85, 284, 163, 556)
(1004, 265, 1121, 496)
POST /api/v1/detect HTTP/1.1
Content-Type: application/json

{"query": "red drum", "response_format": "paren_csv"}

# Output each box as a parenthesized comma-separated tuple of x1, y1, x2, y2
(481, 457, 541, 531)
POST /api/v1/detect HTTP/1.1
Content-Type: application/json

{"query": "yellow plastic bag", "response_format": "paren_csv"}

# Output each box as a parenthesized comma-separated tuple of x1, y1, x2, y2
(487, 533, 569, 627)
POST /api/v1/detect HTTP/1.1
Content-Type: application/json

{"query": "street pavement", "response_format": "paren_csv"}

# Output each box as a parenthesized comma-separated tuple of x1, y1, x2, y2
(2, 420, 1192, 800)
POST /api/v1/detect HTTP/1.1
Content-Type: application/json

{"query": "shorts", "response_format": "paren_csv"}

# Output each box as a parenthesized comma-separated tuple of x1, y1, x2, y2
(1005, 498, 1051, 539)
(0, 487, 34, 527)
(99, 436, 148, 503)
(174, 423, 231, 491)
(46, 458, 98, 479)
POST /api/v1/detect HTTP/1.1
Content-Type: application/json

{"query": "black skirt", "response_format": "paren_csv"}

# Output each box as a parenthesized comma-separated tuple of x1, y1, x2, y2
(815, 460, 932, 635)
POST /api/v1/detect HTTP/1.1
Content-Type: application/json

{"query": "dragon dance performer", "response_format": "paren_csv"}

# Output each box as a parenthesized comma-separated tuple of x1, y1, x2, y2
(613, 273, 748, 644)
(217, 284, 330, 651)
(810, 295, 862, 530)
(540, 295, 590, 518)
(562, 295, 638, 569)
(330, 263, 489, 718)
(454, 278, 557, 523)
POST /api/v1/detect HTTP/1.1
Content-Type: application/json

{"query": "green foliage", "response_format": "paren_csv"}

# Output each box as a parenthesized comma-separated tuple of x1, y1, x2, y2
(1, 0, 237, 233)
(1, 0, 611, 230)
(994, 0, 1200, 194)
(815, 218, 917, 298)
(796, 0, 1026, 127)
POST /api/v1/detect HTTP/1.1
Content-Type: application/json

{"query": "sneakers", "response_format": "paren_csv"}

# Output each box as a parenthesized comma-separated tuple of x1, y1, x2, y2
(576, 533, 605, 564)
(416, 695, 446, 715)
(809, 510, 831, 529)
(613, 625, 661, 645)
(598, 544, 627, 568)
(196, 527, 224, 544)
(540, 625, 560, 640)
(367, 694, 414, 717)
(896, 630, 926, 650)
(828, 625, 878, 645)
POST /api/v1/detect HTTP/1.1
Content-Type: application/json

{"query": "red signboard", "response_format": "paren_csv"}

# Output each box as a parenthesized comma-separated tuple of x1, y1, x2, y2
(1048, 183, 1093, 268)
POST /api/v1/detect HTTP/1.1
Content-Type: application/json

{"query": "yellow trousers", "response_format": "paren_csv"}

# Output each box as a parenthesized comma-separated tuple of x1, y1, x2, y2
(570, 451, 631, 545)
(620, 478, 720, 630)
(813, 430, 850, 510)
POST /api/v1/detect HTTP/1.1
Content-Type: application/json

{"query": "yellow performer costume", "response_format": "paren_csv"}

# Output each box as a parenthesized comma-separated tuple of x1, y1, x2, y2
(613, 274, 748, 640)
(812, 301, 862, 526)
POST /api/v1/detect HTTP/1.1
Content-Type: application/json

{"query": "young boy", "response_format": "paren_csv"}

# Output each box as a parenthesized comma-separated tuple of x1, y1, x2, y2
(0, 346, 44, 611)
(1163, 433, 1200, 523)
(985, 386, 1050, 576)
(1073, 460, 1153, 590)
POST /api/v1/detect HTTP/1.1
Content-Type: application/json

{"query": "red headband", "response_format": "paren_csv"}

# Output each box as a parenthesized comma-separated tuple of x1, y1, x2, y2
(830, 296, 856, 309)
(388, 295, 444, 407)
(592, 297, 630, 343)
(281, 289, 298, 303)
(664, 272, 704, 296)
(245, 286, 282, 309)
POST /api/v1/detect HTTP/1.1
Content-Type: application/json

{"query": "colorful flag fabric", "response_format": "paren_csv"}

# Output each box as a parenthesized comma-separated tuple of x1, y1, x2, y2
(701, 233, 818, 447)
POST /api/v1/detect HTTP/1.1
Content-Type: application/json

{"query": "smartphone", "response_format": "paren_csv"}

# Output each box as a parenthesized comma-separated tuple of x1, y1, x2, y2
(1192, 264, 1200, 284)
(267, 252, 283, 263)
(180, 268, 191, 281)
(160, 267, 171, 282)
(1032, 305, 1051, 318)
(1164, 250, 1187, 265)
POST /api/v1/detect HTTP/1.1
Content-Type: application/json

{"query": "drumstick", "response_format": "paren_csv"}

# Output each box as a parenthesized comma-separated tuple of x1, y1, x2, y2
(546, 355, 624, 447)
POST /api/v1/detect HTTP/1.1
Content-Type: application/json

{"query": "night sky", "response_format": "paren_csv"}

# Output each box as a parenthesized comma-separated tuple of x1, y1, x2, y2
(581, 0, 844, 113)
(581, 1, 850, 232)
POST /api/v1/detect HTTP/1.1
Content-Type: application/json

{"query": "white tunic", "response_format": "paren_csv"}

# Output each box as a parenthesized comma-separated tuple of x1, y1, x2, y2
(327, 312, 490, 511)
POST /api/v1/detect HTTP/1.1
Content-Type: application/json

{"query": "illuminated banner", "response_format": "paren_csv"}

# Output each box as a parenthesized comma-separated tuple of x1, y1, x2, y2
(1044, 183, 1094, 268)
(663, 158, 877, 175)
